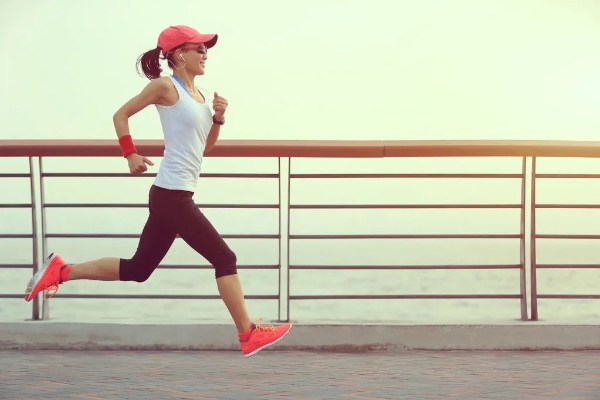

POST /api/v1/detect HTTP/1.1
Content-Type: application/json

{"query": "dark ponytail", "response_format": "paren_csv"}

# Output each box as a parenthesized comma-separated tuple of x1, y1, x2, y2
(136, 46, 163, 80)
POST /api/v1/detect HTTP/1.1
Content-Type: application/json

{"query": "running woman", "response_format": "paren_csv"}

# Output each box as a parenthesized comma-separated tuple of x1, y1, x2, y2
(24, 25, 292, 357)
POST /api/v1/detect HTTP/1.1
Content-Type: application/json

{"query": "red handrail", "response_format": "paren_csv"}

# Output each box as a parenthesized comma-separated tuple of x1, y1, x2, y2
(2, 139, 600, 158)
(384, 140, 600, 158)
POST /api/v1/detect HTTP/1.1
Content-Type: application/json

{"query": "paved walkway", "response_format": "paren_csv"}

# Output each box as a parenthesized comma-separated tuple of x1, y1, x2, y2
(1, 350, 598, 399)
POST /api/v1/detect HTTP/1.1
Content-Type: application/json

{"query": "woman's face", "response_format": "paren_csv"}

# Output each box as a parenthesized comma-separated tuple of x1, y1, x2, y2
(177, 43, 209, 75)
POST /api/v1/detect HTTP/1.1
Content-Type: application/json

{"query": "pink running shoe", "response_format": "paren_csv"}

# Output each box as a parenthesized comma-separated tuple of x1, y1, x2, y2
(239, 318, 292, 357)
(24, 253, 68, 302)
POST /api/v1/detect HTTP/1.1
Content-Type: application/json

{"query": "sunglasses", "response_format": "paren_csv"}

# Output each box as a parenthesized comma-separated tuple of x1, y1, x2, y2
(179, 44, 208, 55)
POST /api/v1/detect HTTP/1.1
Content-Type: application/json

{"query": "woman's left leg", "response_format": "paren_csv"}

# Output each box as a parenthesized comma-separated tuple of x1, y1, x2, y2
(169, 191, 292, 357)
(174, 200, 251, 333)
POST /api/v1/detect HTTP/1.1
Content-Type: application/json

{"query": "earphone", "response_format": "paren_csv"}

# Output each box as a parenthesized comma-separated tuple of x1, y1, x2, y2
(170, 53, 186, 70)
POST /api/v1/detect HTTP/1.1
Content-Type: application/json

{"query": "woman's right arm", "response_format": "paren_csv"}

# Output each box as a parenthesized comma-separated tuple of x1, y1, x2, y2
(113, 77, 171, 173)
(113, 77, 171, 140)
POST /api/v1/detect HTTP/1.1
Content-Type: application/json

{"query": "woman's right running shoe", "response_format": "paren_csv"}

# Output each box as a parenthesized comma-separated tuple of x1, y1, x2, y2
(24, 252, 68, 302)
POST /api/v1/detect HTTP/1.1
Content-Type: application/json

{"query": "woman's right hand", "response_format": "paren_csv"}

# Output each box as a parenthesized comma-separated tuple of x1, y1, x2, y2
(127, 153, 154, 174)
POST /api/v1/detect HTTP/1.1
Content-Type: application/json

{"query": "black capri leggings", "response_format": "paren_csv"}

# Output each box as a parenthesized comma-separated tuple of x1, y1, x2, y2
(119, 184, 237, 282)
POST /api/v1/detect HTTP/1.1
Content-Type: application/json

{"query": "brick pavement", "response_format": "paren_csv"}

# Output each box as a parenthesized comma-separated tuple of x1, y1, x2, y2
(1, 350, 598, 399)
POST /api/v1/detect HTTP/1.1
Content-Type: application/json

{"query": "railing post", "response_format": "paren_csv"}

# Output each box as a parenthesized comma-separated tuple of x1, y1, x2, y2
(274, 157, 291, 323)
(530, 156, 538, 321)
(39, 157, 50, 320)
(28, 156, 40, 321)
(276, 157, 282, 322)
(518, 156, 529, 321)
(286, 157, 292, 322)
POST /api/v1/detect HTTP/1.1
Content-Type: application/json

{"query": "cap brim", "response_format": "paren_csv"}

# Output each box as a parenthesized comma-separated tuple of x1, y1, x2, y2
(189, 33, 218, 48)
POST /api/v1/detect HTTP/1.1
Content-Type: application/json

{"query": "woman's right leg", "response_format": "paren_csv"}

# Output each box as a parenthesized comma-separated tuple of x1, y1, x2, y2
(66, 257, 120, 281)
(24, 186, 177, 301)
(66, 209, 177, 282)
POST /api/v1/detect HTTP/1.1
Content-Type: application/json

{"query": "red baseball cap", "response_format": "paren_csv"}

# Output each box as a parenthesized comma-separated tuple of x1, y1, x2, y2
(157, 25, 218, 55)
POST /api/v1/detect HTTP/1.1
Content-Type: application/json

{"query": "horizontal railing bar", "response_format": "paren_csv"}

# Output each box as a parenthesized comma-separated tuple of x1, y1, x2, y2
(535, 204, 600, 209)
(290, 294, 521, 300)
(290, 234, 521, 239)
(0, 234, 32, 239)
(536, 173, 600, 179)
(291, 204, 522, 210)
(536, 264, 600, 269)
(0, 264, 33, 269)
(45, 233, 279, 239)
(0, 173, 31, 178)
(289, 264, 522, 270)
(536, 234, 600, 239)
(156, 264, 279, 270)
(0, 295, 26, 299)
(536, 294, 600, 299)
(0, 204, 32, 208)
(41, 172, 279, 179)
(44, 203, 279, 209)
(290, 173, 523, 179)
(41, 294, 279, 300)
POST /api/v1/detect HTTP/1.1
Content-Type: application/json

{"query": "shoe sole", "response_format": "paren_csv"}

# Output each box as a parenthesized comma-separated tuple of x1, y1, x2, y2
(25, 253, 60, 302)
(243, 324, 293, 358)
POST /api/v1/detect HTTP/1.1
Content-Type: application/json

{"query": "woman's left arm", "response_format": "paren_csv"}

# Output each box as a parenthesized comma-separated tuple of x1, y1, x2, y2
(205, 92, 227, 155)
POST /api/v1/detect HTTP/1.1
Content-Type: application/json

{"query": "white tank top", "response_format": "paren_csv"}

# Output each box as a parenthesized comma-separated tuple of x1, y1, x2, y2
(153, 75, 213, 192)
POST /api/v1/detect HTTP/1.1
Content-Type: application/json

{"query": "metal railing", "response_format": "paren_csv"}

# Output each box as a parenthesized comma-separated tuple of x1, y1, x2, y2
(0, 157, 40, 320)
(36, 157, 283, 321)
(286, 156, 528, 321)
(529, 157, 600, 320)
(1, 139, 600, 322)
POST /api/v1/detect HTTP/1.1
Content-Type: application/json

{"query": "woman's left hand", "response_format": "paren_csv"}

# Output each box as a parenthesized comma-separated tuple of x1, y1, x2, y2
(213, 92, 228, 120)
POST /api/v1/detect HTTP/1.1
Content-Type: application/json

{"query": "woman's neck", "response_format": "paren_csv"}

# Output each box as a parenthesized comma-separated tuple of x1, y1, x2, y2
(173, 70, 195, 91)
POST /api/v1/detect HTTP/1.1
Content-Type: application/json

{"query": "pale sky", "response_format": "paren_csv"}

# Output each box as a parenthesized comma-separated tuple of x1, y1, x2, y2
(2, 0, 600, 141)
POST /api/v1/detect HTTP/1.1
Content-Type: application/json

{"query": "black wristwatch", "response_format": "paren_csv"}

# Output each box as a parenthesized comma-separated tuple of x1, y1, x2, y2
(213, 115, 225, 125)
